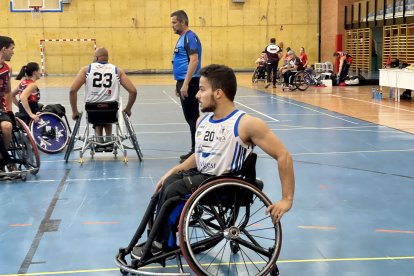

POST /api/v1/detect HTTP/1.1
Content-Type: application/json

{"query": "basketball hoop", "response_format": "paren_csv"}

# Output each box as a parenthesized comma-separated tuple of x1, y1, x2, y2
(30, 5, 42, 19)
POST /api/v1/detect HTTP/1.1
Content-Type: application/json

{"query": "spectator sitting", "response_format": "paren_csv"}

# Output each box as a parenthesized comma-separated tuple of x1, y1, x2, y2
(255, 51, 267, 79)
(299, 47, 308, 68)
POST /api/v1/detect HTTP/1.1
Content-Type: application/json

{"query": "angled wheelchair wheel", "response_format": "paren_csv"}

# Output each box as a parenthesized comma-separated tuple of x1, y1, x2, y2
(64, 112, 83, 162)
(179, 178, 282, 276)
(252, 68, 259, 83)
(295, 71, 310, 91)
(122, 112, 143, 162)
(30, 112, 69, 153)
(15, 118, 40, 175)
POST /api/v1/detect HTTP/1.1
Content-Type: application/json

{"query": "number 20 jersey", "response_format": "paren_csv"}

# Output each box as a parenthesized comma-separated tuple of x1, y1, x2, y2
(195, 109, 253, 176)
(84, 62, 120, 103)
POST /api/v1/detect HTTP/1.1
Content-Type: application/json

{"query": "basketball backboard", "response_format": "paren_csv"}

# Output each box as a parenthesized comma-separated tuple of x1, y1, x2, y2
(10, 0, 63, 12)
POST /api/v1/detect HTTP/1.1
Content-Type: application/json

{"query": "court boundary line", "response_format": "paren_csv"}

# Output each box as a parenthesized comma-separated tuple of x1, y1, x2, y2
(3, 256, 414, 275)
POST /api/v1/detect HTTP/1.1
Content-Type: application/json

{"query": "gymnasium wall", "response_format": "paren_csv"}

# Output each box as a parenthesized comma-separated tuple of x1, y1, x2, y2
(0, 0, 319, 75)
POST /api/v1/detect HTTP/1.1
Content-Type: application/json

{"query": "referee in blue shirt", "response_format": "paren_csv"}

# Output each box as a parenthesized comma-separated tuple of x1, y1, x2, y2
(170, 10, 202, 162)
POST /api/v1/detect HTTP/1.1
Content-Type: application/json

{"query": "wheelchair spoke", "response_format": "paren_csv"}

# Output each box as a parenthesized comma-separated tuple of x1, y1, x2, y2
(235, 236, 271, 258)
(245, 215, 271, 229)
(206, 240, 228, 274)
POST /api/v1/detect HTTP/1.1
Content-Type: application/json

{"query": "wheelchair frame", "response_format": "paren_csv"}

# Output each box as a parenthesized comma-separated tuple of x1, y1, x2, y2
(64, 110, 143, 163)
(281, 70, 310, 91)
(0, 116, 40, 180)
(115, 175, 282, 275)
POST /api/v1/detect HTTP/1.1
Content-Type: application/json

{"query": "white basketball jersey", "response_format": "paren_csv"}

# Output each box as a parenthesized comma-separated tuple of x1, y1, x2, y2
(195, 109, 254, 175)
(84, 62, 120, 103)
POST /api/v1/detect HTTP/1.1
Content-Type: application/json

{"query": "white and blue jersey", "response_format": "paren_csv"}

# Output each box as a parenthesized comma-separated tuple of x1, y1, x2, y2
(85, 62, 120, 103)
(195, 109, 254, 175)
(172, 30, 202, 81)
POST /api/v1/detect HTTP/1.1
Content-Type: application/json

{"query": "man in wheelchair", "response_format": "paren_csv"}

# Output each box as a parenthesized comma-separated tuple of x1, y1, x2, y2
(0, 36, 16, 174)
(281, 50, 304, 89)
(69, 47, 137, 152)
(132, 64, 295, 262)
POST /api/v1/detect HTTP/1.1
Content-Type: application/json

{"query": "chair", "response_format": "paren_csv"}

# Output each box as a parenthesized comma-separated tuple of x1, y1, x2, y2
(64, 101, 143, 163)
(115, 153, 282, 275)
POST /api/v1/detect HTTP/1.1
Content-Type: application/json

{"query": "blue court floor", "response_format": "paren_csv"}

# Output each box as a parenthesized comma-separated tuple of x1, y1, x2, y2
(0, 83, 413, 275)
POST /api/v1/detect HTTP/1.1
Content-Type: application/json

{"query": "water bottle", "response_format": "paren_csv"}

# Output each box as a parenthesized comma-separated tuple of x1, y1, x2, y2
(372, 87, 376, 98)
(377, 89, 382, 100)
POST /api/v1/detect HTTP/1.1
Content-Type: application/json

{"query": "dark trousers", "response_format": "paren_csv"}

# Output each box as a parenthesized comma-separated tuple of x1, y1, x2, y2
(283, 71, 296, 85)
(155, 170, 211, 247)
(266, 60, 279, 85)
(339, 62, 351, 83)
(176, 78, 200, 151)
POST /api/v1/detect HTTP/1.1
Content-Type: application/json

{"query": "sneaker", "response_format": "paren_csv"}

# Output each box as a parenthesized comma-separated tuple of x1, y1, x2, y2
(131, 242, 164, 260)
(179, 150, 194, 162)
(104, 145, 114, 152)
(273, 85, 276, 88)
(265, 83, 271, 88)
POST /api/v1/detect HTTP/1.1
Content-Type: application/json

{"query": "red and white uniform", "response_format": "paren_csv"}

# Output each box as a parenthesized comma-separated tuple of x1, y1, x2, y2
(0, 63, 11, 111)
(17, 79, 40, 103)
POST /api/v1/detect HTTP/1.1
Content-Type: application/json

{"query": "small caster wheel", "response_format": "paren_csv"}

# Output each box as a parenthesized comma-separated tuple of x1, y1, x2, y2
(79, 157, 84, 164)
(124, 157, 128, 163)
(21, 173, 27, 181)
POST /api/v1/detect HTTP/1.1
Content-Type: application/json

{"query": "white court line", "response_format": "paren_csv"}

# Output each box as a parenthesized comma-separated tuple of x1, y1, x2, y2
(271, 96, 359, 125)
(270, 126, 399, 133)
(330, 94, 414, 113)
(162, 90, 180, 106)
(257, 148, 414, 157)
(235, 100, 279, 122)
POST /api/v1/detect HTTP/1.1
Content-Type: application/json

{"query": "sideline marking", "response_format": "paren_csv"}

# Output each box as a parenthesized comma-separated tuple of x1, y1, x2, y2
(235, 100, 279, 122)
(9, 224, 32, 227)
(162, 90, 180, 106)
(376, 229, 414, 234)
(271, 96, 359, 124)
(3, 256, 414, 275)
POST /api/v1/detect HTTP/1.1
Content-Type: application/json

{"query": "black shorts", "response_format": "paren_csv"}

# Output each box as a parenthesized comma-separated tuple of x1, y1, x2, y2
(0, 111, 12, 124)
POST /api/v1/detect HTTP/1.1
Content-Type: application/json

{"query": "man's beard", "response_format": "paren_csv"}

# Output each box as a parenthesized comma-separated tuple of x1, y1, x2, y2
(200, 98, 216, 113)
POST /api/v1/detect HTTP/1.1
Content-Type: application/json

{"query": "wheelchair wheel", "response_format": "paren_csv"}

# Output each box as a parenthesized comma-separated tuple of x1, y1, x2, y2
(251, 68, 259, 83)
(179, 178, 282, 276)
(15, 118, 40, 174)
(122, 112, 143, 162)
(294, 71, 310, 91)
(64, 112, 83, 162)
(30, 112, 69, 153)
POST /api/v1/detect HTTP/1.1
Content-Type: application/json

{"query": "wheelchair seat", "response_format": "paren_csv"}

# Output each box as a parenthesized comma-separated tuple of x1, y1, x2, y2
(85, 101, 119, 125)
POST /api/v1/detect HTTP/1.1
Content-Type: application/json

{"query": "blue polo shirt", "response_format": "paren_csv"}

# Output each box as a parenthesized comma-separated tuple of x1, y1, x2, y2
(173, 30, 202, 81)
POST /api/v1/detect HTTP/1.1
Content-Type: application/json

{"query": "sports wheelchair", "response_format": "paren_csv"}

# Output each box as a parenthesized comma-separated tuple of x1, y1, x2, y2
(115, 154, 282, 275)
(15, 104, 71, 154)
(252, 65, 267, 83)
(64, 101, 143, 164)
(281, 70, 310, 91)
(0, 113, 40, 181)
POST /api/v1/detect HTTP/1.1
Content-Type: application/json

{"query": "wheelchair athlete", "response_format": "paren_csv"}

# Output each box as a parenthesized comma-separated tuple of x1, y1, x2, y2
(69, 47, 137, 152)
(132, 64, 295, 260)
(281, 50, 304, 89)
(11, 62, 42, 125)
(0, 36, 15, 174)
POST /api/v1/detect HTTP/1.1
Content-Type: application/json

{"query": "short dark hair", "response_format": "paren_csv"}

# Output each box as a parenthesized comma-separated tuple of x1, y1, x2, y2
(170, 10, 189, 25)
(16, 62, 40, 80)
(0, 36, 14, 50)
(270, 38, 276, 43)
(199, 64, 237, 101)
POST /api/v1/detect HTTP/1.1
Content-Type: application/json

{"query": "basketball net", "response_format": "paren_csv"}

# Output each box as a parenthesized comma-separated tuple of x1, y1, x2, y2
(30, 6, 41, 19)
